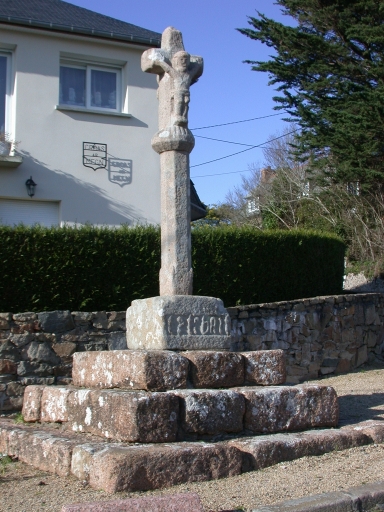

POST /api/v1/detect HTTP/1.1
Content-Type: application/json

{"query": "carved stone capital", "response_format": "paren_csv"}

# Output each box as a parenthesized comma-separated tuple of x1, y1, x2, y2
(151, 126, 195, 154)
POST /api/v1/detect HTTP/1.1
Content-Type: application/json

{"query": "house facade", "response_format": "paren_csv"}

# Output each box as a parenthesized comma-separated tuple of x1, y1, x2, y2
(0, 0, 206, 227)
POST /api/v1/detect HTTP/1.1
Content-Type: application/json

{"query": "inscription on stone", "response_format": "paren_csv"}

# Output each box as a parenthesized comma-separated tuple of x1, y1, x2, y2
(166, 314, 231, 336)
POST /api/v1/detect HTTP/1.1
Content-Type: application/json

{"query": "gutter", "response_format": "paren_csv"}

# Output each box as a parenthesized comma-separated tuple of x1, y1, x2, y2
(0, 14, 161, 47)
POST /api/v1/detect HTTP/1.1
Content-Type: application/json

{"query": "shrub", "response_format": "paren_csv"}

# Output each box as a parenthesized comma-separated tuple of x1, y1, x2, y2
(192, 226, 345, 305)
(0, 225, 345, 311)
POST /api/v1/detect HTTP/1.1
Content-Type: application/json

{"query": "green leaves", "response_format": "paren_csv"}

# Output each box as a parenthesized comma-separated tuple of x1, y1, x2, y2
(0, 225, 345, 311)
(239, 0, 384, 187)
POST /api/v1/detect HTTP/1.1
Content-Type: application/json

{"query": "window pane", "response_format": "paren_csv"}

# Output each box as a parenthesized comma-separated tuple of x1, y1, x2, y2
(91, 69, 117, 109)
(0, 56, 7, 133)
(60, 66, 86, 106)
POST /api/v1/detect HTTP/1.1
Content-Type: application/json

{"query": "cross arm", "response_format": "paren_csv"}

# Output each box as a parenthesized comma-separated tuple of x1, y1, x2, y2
(189, 56, 204, 85)
(141, 48, 171, 75)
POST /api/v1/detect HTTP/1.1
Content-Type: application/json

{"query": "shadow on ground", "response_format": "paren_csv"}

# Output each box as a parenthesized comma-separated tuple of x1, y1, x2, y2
(338, 392, 384, 425)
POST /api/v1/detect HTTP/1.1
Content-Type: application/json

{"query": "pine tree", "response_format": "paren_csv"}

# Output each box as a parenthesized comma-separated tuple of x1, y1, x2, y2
(239, 0, 384, 189)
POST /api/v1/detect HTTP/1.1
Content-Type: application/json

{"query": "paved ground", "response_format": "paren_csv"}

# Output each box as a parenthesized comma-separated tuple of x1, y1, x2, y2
(1, 363, 384, 512)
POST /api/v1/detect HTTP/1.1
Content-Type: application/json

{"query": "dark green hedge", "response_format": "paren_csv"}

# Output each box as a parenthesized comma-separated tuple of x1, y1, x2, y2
(0, 225, 345, 312)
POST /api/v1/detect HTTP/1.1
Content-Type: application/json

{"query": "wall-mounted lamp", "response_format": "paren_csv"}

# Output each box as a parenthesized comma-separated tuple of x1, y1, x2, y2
(25, 176, 37, 197)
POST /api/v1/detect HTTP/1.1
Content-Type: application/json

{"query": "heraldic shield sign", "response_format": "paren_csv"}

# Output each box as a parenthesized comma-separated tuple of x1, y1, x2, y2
(83, 142, 107, 171)
(108, 158, 132, 187)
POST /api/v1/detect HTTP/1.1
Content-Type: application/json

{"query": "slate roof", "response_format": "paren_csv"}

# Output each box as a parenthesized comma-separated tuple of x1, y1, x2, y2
(0, 0, 161, 46)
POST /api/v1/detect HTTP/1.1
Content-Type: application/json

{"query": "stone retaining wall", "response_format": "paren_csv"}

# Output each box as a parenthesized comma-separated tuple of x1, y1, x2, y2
(0, 293, 383, 411)
(0, 311, 126, 411)
(229, 293, 384, 383)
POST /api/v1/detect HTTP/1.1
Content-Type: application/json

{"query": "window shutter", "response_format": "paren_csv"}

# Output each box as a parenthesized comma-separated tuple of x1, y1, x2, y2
(0, 199, 59, 227)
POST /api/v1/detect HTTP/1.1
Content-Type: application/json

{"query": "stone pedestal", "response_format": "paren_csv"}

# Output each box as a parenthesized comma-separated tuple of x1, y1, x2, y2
(126, 295, 232, 351)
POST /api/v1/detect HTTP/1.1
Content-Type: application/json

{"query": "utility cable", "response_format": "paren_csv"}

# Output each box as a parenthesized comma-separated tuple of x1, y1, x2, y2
(194, 135, 255, 147)
(190, 129, 299, 169)
(192, 168, 259, 178)
(190, 112, 284, 131)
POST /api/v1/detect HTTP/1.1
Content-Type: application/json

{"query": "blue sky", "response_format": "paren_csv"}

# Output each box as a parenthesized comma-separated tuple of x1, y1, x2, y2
(69, 0, 291, 206)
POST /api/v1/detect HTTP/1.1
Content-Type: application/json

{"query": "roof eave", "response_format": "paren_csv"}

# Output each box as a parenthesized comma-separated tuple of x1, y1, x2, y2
(0, 15, 161, 47)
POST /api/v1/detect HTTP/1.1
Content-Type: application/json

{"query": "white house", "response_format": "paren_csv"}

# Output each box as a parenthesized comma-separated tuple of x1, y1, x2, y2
(0, 0, 206, 227)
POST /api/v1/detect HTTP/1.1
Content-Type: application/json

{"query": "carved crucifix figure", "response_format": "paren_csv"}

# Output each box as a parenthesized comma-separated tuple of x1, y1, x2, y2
(142, 27, 203, 296)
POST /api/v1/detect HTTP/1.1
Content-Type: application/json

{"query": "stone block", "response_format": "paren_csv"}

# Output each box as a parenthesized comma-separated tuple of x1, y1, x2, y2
(230, 432, 309, 472)
(349, 420, 384, 443)
(0, 314, 11, 330)
(22, 385, 45, 421)
(242, 350, 286, 386)
(356, 345, 368, 367)
(320, 366, 336, 375)
(0, 374, 17, 383)
(71, 443, 111, 481)
(17, 360, 55, 377)
(364, 330, 378, 348)
(183, 351, 244, 388)
(9, 333, 34, 348)
(236, 384, 338, 433)
(0, 421, 79, 476)
(365, 304, 376, 325)
(336, 358, 351, 374)
(19, 430, 77, 476)
(53, 342, 77, 358)
(38, 310, 75, 333)
(18, 376, 55, 385)
(6, 382, 24, 396)
(57, 377, 73, 385)
(346, 481, 384, 510)
(88, 442, 242, 492)
(13, 312, 37, 322)
(23, 341, 60, 364)
(230, 426, 370, 473)
(71, 311, 93, 325)
(41, 386, 72, 423)
(251, 491, 353, 512)
(72, 350, 188, 391)
(61, 493, 204, 512)
(68, 389, 179, 443)
(0, 358, 17, 374)
(171, 389, 245, 435)
(107, 332, 127, 350)
(0, 394, 23, 410)
(322, 357, 339, 367)
(126, 295, 232, 351)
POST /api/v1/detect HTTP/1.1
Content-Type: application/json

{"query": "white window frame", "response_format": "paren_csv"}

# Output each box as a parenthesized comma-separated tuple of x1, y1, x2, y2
(59, 60, 122, 113)
(0, 51, 12, 135)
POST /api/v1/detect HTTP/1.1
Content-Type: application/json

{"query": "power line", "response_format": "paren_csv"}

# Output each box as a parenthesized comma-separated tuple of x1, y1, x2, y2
(194, 135, 255, 147)
(190, 112, 284, 131)
(190, 129, 299, 169)
(192, 168, 256, 178)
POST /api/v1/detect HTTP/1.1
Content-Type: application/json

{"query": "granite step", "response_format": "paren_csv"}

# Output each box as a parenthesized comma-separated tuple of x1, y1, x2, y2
(1, 417, 383, 493)
(22, 383, 339, 443)
(71, 349, 287, 391)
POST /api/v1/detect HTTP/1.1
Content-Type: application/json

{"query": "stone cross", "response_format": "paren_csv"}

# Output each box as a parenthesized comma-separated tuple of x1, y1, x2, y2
(142, 27, 203, 296)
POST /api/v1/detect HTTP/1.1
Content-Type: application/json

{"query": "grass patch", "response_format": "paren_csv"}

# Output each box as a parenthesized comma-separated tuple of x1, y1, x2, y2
(0, 455, 13, 475)
(14, 412, 25, 424)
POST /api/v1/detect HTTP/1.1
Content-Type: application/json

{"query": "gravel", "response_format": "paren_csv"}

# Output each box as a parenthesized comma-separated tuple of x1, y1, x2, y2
(1, 364, 384, 512)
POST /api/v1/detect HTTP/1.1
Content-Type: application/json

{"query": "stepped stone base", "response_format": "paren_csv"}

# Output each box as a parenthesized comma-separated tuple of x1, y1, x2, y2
(22, 383, 338, 441)
(126, 295, 232, 351)
(1, 418, 383, 493)
(71, 349, 286, 391)
(72, 350, 189, 391)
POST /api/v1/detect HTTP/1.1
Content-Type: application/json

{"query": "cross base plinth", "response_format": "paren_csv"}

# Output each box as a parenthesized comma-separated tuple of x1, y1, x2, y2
(126, 295, 232, 351)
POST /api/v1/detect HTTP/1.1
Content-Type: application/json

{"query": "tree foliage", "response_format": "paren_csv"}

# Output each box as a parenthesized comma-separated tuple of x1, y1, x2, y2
(239, 0, 384, 188)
